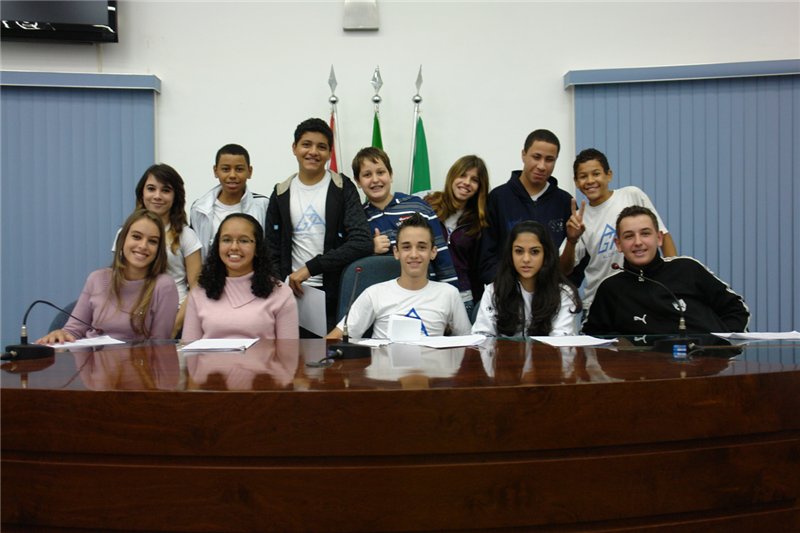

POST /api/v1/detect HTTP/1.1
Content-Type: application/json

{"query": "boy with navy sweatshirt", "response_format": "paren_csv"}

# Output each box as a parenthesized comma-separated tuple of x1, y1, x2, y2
(479, 129, 578, 285)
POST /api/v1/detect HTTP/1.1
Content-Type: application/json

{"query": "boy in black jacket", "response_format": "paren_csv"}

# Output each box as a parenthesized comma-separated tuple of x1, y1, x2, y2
(265, 118, 372, 334)
(583, 206, 749, 335)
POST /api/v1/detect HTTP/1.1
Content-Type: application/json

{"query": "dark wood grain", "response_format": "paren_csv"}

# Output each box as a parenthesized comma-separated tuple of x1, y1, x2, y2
(2, 340, 799, 532)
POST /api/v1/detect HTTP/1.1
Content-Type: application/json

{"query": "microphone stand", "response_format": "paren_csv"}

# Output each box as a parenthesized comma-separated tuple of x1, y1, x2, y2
(612, 264, 701, 358)
(2, 300, 102, 361)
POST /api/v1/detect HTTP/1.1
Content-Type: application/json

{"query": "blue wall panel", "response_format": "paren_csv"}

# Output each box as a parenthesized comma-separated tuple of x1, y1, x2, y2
(574, 74, 799, 333)
(1, 85, 155, 341)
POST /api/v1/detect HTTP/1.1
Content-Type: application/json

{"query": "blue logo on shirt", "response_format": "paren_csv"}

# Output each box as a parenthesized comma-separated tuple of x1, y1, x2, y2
(597, 224, 616, 256)
(295, 206, 326, 232)
(405, 308, 429, 336)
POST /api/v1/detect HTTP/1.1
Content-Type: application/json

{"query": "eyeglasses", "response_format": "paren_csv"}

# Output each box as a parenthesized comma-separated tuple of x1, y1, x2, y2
(220, 238, 256, 246)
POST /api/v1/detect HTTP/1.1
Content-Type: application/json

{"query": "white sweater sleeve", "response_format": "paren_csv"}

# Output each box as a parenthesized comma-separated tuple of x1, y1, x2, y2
(551, 285, 579, 336)
(471, 283, 498, 336)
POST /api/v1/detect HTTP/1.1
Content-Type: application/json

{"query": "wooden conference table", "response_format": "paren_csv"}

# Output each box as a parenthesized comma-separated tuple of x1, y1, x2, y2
(2, 338, 799, 532)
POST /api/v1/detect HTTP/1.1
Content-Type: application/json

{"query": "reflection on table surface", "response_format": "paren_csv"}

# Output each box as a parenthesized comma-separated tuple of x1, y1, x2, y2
(2, 337, 798, 392)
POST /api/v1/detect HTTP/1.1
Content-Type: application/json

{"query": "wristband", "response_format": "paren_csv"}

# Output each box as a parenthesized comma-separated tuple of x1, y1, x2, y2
(567, 237, 579, 245)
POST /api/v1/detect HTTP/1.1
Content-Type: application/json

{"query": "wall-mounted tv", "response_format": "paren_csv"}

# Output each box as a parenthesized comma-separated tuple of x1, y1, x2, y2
(1, 1, 117, 44)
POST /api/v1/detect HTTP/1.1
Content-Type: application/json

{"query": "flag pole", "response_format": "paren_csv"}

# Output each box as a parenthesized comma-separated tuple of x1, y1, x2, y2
(328, 65, 341, 172)
(371, 66, 383, 149)
(409, 66, 422, 193)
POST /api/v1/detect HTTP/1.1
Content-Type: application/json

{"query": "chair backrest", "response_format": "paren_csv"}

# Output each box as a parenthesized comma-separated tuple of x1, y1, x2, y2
(337, 255, 402, 322)
(470, 294, 482, 324)
(49, 300, 77, 332)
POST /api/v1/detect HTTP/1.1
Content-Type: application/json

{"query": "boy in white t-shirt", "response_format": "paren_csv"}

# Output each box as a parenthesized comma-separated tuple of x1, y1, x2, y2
(559, 148, 677, 310)
(266, 118, 372, 333)
(326, 213, 471, 340)
(190, 144, 269, 261)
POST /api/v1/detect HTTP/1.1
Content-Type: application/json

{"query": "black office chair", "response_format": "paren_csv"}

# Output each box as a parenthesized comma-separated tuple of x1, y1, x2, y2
(48, 301, 77, 332)
(337, 256, 402, 323)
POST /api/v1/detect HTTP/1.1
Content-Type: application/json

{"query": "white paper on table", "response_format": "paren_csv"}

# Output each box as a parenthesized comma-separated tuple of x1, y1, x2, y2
(530, 335, 616, 347)
(179, 338, 258, 352)
(388, 315, 422, 342)
(712, 330, 800, 341)
(51, 335, 125, 349)
(406, 334, 487, 349)
(355, 335, 486, 349)
(355, 338, 390, 347)
(289, 280, 327, 337)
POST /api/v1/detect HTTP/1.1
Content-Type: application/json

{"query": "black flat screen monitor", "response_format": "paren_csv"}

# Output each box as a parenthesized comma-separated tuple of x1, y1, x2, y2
(1, 1, 117, 44)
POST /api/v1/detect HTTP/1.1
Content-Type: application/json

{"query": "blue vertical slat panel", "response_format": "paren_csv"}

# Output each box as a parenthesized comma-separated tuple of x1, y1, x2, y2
(1, 85, 155, 341)
(716, 79, 732, 287)
(728, 80, 747, 309)
(691, 80, 707, 261)
(741, 81, 760, 328)
(574, 73, 799, 331)
(782, 76, 799, 332)
(665, 85, 683, 251)
(575, 86, 593, 151)
(677, 81, 694, 256)
(761, 77, 780, 331)
(641, 84, 658, 207)
(653, 83, 672, 244)
(703, 81, 719, 279)
(628, 84, 644, 194)
(616, 83, 632, 190)
(604, 84, 619, 170)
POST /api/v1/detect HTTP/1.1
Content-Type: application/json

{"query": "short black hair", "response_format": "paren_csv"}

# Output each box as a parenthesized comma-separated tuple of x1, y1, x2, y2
(616, 205, 659, 236)
(293, 118, 333, 148)
(523, 129, 560, 154)
(573, 148, 610, 179)
(396, 212, 435, 247)
(216, 144, 250, 167)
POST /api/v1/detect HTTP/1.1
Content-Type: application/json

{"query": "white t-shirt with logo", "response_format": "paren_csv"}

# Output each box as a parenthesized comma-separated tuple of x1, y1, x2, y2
(558, 186, 668, 308)
(290, 174, 330, 287)
(337, 279, 471, 339)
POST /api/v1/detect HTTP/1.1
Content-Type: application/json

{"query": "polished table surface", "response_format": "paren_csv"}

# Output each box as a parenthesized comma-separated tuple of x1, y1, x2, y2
(2, 338, 799, 532)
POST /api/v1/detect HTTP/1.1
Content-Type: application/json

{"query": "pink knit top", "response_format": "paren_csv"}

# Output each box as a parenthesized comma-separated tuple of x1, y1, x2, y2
(63, 269, 179, 340)
(183, 273, 298, 340)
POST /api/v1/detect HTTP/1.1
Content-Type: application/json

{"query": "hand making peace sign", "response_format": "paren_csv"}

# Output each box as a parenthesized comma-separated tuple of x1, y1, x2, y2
(566, 198, 586, 242)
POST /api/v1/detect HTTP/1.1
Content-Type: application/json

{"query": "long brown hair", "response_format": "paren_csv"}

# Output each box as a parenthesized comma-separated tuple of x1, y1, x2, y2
(135, 164, 188, 254)
(426, 155, 489, 238)
(108, 209, 169, 337)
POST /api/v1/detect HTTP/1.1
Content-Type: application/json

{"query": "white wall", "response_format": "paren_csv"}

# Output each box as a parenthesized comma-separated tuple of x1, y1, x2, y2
(2, 0, 798, 208)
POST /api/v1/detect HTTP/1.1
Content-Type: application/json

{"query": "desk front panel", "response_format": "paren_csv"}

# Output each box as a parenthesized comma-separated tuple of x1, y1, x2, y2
(3, 340, 799, 532)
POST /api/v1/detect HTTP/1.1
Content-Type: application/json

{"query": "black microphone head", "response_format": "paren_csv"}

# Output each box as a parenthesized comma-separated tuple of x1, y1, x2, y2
(94, 328, 104, 336)
(355, 266, 363, 273)
(612, 263, 621, 270)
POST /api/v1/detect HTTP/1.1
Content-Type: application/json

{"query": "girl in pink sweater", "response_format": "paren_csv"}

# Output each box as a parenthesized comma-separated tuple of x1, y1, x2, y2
(37, 210, 179, 344)
(183, 214, 298, 340)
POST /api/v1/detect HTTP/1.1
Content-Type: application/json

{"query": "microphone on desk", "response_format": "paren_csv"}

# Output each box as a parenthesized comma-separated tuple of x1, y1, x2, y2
(1, 300, 103, 361)
(326, 266, 371, 361)
(611, 264, 700, 357)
